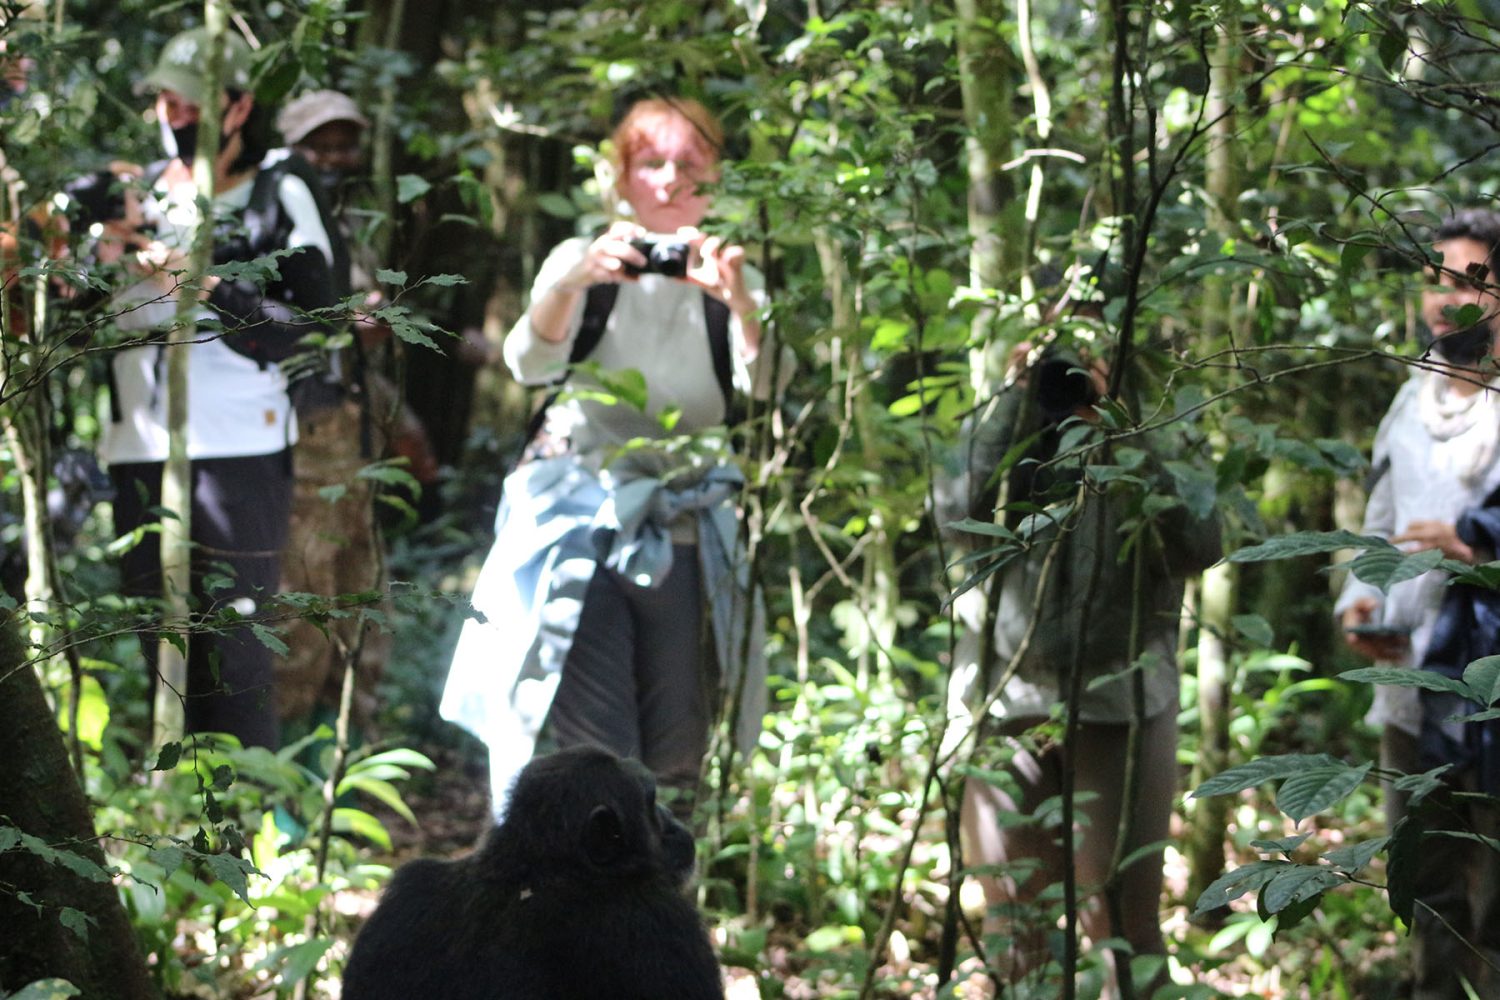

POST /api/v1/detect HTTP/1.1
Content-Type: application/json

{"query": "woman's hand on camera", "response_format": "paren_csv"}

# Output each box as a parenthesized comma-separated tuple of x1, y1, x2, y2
(556, 222, 648, 292)
(689, 235, 753, 311)
(690, 234, 761, 353)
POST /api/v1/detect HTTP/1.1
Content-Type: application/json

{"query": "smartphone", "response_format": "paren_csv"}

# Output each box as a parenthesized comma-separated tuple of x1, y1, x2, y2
(1345, 623, 1412, 639)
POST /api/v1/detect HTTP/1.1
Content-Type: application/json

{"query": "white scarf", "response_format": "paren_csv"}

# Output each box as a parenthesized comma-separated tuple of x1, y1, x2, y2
(1418, 371, 1500, 487)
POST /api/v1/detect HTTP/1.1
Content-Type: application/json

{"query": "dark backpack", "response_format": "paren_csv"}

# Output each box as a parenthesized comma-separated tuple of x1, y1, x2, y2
(210, 152, 351, 368)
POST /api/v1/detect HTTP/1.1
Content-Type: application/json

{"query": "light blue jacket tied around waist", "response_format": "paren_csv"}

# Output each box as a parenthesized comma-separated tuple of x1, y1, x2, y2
(439, 453, 766, 813)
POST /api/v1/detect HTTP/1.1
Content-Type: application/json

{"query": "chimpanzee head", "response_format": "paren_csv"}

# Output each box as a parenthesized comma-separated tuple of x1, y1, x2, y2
(501, 746, 696, 889)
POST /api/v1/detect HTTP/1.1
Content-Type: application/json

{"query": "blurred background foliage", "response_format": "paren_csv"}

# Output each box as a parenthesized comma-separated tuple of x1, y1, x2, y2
(3, 0, 1500, 996)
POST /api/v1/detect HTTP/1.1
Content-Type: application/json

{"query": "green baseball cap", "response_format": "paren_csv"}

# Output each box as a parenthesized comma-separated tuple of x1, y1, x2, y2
(143, 27, 253, 107)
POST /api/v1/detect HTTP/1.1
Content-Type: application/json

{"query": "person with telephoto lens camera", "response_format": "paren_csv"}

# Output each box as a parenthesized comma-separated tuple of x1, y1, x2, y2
(441, 96, 790, 821)
(941, 293, 1221, 997)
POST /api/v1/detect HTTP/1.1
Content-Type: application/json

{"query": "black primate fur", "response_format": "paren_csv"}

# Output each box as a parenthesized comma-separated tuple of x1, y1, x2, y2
(341, 746, 723, 1000)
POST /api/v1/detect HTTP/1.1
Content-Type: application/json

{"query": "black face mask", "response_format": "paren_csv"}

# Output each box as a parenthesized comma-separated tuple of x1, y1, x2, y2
(1431, 324, 1495, 367)
(315, 168, 346, 196)
(167, 121, 242, 168)
(170, 122, 199, 165)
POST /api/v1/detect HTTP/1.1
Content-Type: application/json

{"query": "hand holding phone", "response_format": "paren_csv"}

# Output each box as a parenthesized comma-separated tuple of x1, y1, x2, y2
(1345, 623, 1412, 639)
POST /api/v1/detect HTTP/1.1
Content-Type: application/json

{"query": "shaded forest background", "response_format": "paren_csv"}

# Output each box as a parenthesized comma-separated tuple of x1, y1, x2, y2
(2, 0, 1499, 997)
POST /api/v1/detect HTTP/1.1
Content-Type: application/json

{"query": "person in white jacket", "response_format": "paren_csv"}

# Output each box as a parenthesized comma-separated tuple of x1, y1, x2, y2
(1337, 208, 1500, 1000)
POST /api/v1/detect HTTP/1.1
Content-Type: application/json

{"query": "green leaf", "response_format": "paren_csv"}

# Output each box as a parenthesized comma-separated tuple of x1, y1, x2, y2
(333, 808, 393, 850)
(153, 742, 182, 771)
(349, 747, 437, 772)
(1230, 530, 1384, 563)
(1339, 241, 1372, 279)
(1463, 656, 1500, 705)
(337, 775, 418, 826)
(396, 174, 431, 204)
(1164, 460, 1217, 521)
(148, 846, 186, 879)
(1323, 837, 1387, 874)
(1346, 546, 1444, 591)
(250, 623, 288, 656)
(1232, 614, 1274, 648)
(375, 268, 409, 286)
(803, 924, 864, 952)
(1392, 767, 1452, 815)
(1260, 865, 1343, 915)
(1194, 860, 1286, 914)
(57, 907, 93, 942)
(1339, 667, 1469, 696)
(1276, 762, 1371, 824)
(203, 853, 257, 906)
(1387, 813, 1424, 923)
(254, 938, 334, 986)
(1249, 832, 1311, 854)
(1450, 562, 1500, 590)
(6, 979, 82, 1000)
(535, 192, 577, 218)
(387, 316, 440, 351)
(1193, 754, 1344, 798)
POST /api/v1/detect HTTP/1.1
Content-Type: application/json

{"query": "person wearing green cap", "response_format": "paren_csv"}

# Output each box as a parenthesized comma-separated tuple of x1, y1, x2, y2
(99, 26, 342, 750)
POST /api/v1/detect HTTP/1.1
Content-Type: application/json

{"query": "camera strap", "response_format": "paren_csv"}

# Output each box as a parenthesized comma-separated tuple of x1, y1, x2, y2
(520, 283, 735, 448)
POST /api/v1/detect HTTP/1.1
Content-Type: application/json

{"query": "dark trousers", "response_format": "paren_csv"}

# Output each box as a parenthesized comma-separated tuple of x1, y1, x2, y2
(111, 450, 293, 749)
(545, 545, 713, 816)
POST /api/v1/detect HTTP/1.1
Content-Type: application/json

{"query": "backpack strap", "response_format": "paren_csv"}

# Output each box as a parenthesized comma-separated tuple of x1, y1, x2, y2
(571, 283, 620, 372)
(520, 283, 738, 454)
(702, 295, 734, 421)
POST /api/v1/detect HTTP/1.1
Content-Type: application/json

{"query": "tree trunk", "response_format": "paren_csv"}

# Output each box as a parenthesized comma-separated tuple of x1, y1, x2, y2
(955, 0, 1021, 395)
(0, 611, 158, 1000)
(1186, 6, 1242, 908)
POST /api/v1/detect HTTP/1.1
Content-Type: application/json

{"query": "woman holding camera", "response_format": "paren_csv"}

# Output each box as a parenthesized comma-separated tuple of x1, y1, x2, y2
(442, 97, 782, 818)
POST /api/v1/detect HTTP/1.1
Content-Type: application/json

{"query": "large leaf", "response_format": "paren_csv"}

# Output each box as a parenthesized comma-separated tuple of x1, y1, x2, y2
(203, 853, 256, 906)
(1260, 865, 1344, 915)
(1193, 754, 1343, 798)
(1463, 656, 1500, 705)
(1340, 667, 1469, 696)
(1230, 530, 1384, 563)
(1346, 546, 1445, 590)
(1164, 460, 1218, 520)
(1323, 837, 1387, 874)
(1276, 762, 1371, 823)
(1193, 860, 1286, 914)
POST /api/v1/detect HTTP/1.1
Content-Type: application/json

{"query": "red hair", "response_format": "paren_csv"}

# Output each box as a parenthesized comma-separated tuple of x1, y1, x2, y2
(610, 97, 724, 177)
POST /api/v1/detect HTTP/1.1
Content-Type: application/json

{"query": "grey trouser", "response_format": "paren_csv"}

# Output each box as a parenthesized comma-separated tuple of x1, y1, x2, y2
(962, 706, 1177, 997)
(544, 544, 712, 815)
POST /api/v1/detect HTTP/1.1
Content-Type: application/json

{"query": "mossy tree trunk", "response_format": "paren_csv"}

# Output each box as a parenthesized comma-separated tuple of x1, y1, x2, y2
(0, 611, 158, 1000)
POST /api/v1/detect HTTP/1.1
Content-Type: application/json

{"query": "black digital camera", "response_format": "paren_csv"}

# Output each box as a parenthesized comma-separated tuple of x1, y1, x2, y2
(626, 237, 691, 278)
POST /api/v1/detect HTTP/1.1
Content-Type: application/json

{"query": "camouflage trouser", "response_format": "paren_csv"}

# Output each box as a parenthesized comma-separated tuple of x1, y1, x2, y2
(276, 397, 391, 731)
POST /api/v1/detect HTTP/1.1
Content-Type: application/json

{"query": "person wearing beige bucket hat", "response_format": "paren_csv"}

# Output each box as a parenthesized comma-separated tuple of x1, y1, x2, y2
(276, 90, 369, 204)
(267, 86, 437, 745)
